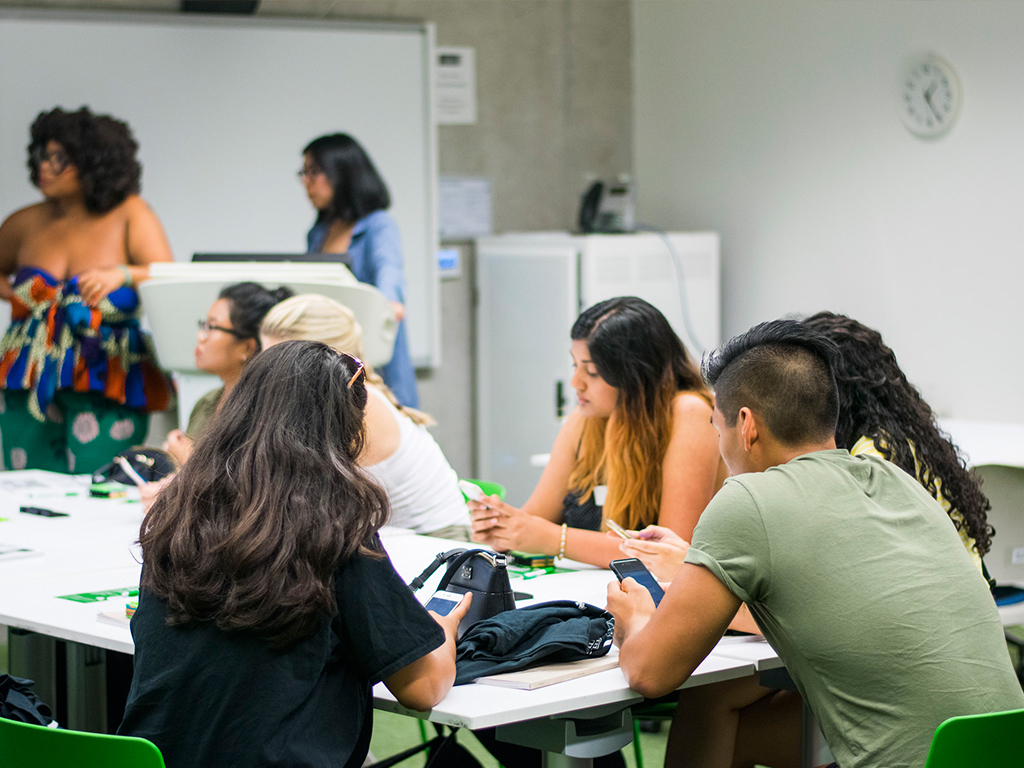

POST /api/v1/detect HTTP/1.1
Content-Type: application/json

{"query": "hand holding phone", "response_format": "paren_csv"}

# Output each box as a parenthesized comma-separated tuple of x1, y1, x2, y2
(609, 558, 665, 606)
(459, 480, 489, 506)
(424, 589, 466, 616)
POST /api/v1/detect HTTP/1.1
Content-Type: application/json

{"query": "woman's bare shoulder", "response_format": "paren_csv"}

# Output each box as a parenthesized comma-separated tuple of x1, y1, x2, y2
(672, 391, 713, 419)
(1, 202, 49, 231)
(118, 195, 159, 217)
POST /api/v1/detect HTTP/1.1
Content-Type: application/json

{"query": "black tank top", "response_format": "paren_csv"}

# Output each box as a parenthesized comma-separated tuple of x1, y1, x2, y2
(561, 490, 603, 531)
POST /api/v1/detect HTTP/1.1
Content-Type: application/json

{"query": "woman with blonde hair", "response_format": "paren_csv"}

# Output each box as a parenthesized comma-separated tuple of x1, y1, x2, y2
(470, 296, 726, 568)
(260, 294, 470, 539)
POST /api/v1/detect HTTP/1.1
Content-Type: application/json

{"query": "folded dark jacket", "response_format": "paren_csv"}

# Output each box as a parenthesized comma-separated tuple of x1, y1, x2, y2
(454, 600, 614, 685)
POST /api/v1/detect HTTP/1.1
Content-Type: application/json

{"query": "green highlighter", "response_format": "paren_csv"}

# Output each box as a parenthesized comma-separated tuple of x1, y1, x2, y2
(89, 481, 128, 499)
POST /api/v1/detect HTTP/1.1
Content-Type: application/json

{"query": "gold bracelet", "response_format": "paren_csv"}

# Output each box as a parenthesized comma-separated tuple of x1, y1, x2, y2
(558, 523, 567, 560)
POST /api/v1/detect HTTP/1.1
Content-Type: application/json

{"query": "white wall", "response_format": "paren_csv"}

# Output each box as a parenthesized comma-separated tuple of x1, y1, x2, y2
(633, 0, 1024, 422)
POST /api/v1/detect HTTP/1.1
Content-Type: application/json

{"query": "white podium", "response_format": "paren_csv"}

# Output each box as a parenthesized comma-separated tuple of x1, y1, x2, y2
(140, 262, 399, 429)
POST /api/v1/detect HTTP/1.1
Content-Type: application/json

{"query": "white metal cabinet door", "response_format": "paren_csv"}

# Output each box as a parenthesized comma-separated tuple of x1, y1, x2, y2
(476, 240, 579, 504)
(579, 233, 720, 357)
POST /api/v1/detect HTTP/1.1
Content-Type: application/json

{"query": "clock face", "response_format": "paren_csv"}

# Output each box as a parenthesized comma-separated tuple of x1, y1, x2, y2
(899, 54, 960, 138)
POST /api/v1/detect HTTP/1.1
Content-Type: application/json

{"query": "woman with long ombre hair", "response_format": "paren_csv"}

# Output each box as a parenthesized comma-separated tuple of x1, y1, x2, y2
(119, 341, 468, 768)
(471, 296, 726, 568)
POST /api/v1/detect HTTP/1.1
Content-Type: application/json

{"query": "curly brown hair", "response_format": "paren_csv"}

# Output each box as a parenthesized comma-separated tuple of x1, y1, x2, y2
(140, 341, 390, 649)
(28, 106, 141, 213)
(803, 312, 992, 556)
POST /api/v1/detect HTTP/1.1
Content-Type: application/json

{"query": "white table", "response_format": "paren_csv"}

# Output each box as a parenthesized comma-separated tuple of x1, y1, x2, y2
(0, 486, 772, 766)
(938, 419, 1024, 470)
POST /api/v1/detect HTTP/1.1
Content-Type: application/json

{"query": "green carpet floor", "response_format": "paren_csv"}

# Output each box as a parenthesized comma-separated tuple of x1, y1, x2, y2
(367, 709, 668, 767)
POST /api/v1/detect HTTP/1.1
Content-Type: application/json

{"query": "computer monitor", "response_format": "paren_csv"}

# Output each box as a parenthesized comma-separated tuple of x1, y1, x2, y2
(192, 252, 353, 269)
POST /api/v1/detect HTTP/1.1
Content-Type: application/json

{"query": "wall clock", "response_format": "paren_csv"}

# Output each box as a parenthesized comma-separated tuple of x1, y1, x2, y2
(898, 53, 961, 138)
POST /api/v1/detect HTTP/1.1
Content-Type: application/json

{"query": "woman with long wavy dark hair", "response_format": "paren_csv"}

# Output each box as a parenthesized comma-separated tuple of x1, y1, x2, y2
(0, 106, 173, 473)
(470, 296, 726, 568)
(300, 132, 418, 408)
(119, 341, 468, 768)
(804, 311, 992, 568)
(260, 294, 470, 539)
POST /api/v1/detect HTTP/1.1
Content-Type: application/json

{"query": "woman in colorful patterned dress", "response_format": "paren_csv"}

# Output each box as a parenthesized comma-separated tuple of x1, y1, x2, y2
(0, 106, 173, 473)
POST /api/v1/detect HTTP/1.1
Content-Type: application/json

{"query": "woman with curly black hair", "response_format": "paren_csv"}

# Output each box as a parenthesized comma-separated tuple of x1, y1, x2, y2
(804, 311, 992, 570)
(0, 106, 174, 473)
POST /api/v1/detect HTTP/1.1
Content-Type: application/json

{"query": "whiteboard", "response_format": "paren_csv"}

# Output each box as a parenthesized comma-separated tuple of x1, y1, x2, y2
(0, 9, 439, 367)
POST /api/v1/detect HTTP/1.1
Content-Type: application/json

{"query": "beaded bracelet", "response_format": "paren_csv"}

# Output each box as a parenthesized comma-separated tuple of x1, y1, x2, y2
(557, 523, 568, 560)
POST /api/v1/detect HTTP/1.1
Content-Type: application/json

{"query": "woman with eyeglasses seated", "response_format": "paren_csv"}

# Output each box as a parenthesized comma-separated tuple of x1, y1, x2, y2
(471, 296, 727, 569)
(260, 294, 470, 540)
(162, 282, 292, 467)
(300, 133, 419, 409)
(119, 341, 470, 768)
(0, 106, 174, 473)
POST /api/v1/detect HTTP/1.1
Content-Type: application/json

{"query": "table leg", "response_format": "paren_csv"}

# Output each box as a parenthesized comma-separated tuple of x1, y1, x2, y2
(496, 702, 634, 767)
(800, 700, 833, 768)
(66, 641, 107, 733)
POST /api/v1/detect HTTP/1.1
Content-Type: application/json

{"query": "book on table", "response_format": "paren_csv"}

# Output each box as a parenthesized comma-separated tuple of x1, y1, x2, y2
(475, 656, 620, 690)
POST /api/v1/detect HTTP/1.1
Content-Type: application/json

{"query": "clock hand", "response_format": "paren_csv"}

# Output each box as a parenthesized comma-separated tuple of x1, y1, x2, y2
(923, 81, 941, 120)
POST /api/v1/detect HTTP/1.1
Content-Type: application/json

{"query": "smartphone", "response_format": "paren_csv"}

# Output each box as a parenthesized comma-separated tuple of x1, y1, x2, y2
(458, 480, 486, 503)
(609, 558, 665, 606)
(424, 589, 464, 616)
(605, 519, 630, 540)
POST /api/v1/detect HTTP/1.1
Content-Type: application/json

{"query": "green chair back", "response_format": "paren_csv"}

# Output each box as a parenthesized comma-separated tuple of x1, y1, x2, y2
(460, 479, 507, 501)
(0, 718, 165, 768)
(923, 707, 1024, 768)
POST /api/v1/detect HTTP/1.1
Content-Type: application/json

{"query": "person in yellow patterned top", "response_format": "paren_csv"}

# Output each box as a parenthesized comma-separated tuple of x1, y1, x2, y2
(804, 312, 991, 573)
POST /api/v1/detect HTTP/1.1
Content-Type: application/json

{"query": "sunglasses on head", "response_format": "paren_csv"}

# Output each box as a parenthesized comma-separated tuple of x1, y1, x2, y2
(341, 353, 365, 389)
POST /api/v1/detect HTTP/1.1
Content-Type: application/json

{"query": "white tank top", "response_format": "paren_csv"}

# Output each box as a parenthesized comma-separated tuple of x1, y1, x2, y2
(362, 387, 469, 534)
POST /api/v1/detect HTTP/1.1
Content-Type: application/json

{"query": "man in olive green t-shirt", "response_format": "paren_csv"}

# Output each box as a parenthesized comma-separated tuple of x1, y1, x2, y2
(608, 320, 1024, 768)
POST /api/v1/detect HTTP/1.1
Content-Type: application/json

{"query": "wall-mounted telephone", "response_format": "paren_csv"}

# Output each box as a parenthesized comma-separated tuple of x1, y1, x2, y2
(578, 179, 635, 233)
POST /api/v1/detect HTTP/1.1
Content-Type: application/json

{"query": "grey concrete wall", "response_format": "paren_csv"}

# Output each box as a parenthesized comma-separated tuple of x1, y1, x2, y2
(261, 1, 634, 478)
(5, 0, 634, 477)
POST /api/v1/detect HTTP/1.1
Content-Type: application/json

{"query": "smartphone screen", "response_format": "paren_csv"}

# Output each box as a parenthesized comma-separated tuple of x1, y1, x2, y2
(424, 589, 464, 616)
(609, 558, 665, 606)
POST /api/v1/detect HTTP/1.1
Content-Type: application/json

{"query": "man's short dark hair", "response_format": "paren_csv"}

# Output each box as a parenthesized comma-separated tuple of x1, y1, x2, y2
(703, 320, 840, 447)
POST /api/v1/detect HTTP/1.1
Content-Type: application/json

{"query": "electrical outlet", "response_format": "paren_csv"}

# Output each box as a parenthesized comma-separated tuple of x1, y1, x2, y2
(1011, 547, 1024, 566)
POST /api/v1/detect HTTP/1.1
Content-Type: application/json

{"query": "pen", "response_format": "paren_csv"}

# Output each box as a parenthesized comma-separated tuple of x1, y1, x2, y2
(115, 456, 148, 488)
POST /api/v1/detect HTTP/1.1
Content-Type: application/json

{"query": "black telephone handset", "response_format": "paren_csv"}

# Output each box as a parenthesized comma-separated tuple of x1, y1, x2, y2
(578, 181, 604, 233)
(578, 179, 635, 233)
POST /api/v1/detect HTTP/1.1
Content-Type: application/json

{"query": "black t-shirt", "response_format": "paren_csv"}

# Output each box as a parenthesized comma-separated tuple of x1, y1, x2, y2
(118, 537, 444, 768)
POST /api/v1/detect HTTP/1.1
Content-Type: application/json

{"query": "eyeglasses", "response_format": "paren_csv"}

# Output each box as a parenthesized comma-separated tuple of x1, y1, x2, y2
(32, 147, 70, 176)
(297, 165, 324, 181)
(197, 319, 248, 339)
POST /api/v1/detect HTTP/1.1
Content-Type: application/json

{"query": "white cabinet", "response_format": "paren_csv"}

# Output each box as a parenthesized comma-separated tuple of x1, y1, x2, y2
(475, 232, 720, 504)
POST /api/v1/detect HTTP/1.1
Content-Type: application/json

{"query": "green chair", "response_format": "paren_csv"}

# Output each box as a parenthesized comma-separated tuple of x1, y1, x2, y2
(459, 479, 507, 501)
(0, 717, 165, 767)
(923, 707, 1024, 768)
(630, 700, 678, 768)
